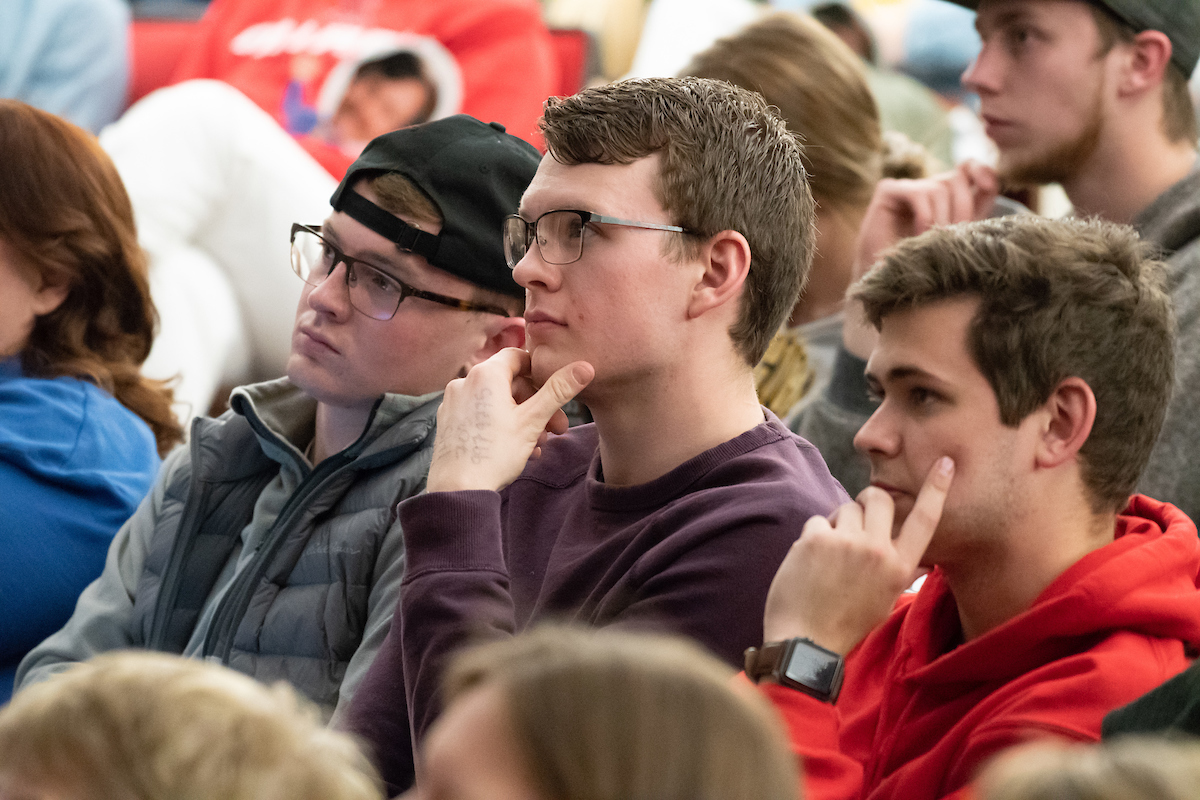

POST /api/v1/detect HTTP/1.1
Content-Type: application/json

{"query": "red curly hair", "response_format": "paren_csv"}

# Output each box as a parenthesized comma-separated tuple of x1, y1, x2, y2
(0, 100, 182, 455)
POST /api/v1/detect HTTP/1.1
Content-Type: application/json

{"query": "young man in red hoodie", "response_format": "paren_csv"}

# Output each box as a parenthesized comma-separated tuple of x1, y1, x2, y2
(748, 214, 1200, 800)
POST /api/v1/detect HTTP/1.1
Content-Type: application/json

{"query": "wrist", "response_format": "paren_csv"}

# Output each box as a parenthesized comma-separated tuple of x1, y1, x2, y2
(426, 454, 504, 493)
(745, 638, 845, 703)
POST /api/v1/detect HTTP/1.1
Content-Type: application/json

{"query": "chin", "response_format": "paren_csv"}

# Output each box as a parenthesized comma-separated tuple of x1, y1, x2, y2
(527, 347, 564, 388)
(286, 359, 338, 404)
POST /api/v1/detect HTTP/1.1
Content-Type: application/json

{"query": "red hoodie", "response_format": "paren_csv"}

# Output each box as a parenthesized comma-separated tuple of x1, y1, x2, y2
(760, 495, 1200, 800)
(172, 0, 558, 176)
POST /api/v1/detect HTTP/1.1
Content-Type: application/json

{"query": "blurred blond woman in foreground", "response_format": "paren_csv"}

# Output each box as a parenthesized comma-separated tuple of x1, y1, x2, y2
(417, 625, 801, 800)
(0, 652, 382, 800)
(978, 737, 1200, 800)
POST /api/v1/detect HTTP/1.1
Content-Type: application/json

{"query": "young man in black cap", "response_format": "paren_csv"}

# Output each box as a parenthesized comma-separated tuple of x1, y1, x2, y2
(15, 115, 537, 719)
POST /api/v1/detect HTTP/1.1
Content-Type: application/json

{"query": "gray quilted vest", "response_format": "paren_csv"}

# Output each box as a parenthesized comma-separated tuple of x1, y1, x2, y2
(129, 384, 435, 708)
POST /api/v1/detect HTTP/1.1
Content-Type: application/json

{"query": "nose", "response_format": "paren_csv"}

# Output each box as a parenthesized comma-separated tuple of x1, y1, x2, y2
(853, 403, 901, 461)
(961, 42, 1000, 97)
(511, 241, 562, 293)
(306, 260, 353, 319)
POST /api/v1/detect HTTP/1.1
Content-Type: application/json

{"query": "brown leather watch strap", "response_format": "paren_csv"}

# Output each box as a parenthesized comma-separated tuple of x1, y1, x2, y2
(744, 640, 789, 683)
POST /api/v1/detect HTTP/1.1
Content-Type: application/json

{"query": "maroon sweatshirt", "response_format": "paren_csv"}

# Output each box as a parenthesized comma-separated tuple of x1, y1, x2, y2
(345, 414, 849, 791)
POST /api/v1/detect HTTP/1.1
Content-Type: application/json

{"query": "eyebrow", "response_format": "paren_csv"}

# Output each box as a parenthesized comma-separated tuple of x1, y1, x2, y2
(977, 7, 1032, 35)
(518, 193, 594, 219)
(865, 364, 950, 386)
(321, 224, 415, 281)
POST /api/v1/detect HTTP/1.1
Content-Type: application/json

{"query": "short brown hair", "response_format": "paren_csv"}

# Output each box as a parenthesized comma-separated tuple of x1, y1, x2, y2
(1090, 6, 1198, 145)
(444, 625, 800, 800)
(852, 216, 1174, 513)
(0, 652, 383, 800)
(367, 172, 523, 316)
(684, 12, 884, 214)
(539, 76, 816, 365)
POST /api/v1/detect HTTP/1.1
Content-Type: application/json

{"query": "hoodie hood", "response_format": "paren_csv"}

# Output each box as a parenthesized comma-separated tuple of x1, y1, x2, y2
(900, 495, 1200, 686)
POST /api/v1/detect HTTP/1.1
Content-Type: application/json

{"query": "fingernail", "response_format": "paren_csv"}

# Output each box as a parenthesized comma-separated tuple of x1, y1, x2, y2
(937, 457, 955, 477)
(572, 364, 591, 383)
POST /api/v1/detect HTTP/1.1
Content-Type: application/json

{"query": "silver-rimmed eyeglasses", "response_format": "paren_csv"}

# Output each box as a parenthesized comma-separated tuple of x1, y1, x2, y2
(502, 210, 692, 269)
(290, 223, 509, 320)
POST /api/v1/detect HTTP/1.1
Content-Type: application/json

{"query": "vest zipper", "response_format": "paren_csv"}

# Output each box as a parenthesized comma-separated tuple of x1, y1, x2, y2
(199, 447, 355, 661)
(200, 395, 388, 662)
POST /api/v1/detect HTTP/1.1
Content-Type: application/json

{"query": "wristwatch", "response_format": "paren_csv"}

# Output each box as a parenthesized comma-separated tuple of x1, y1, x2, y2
(744, 638, 845, 703)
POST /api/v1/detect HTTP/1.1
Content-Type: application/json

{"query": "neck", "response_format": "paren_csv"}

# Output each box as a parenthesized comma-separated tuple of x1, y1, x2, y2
(790, 207, 860, 327)
(1060, 123, 1196, 225)
(585, 355, 765, 487)
(940, 483, 1116, 642)
(312, 401, 373, 464)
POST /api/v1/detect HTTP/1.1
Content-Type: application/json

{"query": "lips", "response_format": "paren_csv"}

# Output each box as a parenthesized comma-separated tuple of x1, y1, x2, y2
(524, 309, 567, 339)
(297, 325, 340, 355)
(524, 309, 565, 326)
(870, 480, 911, 501)
(980, 114, 1018, 144)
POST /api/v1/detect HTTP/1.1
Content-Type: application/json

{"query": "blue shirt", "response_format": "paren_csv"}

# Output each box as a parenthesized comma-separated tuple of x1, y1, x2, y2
(0, 359, 160, 700)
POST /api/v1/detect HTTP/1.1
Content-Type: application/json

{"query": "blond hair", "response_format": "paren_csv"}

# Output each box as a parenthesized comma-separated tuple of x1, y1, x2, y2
(684, 12, 883, 215)
(978, 737, 1200, 800)
(444, 625, 801, 800)
(0, 652, 383, 800)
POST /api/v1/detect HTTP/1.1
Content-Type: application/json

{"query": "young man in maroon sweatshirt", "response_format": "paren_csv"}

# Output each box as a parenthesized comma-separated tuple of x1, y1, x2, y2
(749, 214, 1200, 800)
(344, 76, 849, 791)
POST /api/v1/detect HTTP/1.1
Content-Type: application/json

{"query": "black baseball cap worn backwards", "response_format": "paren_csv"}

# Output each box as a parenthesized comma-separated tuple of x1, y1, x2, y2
(947, 0, 1200, 77)
(329, 114, 542, 300)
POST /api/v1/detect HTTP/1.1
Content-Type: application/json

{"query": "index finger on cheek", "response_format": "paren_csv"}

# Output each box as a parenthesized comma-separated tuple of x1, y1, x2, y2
(895, 457, 954, 566)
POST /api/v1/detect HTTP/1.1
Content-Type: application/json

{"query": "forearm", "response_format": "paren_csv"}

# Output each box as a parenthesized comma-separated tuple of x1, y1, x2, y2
(343, 489, 516, 792)
(757, 679, 864, 800)
(399, 490, 516, 741)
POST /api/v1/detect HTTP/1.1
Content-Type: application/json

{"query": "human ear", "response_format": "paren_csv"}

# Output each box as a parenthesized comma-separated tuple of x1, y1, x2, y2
(465, 314, 526, 371)
(686, 229, 751, 319)
(1034, 377, 1097, 470)
(1117, 30, 1173, 98)
(31, 271, 71, 317)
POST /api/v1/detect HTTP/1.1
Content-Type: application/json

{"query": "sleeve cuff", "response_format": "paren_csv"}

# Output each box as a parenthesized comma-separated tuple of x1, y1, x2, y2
(399, 490, 504, 575)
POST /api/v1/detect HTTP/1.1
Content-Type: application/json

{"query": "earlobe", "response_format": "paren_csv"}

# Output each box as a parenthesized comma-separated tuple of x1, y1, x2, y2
(32, 273, 71, 317)
(469, 315, 526, 370)
(687, 230, 752, 320)
(1034, 377, 1097, 470)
